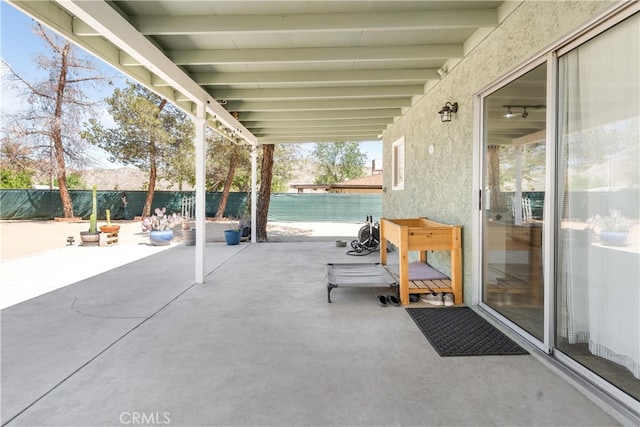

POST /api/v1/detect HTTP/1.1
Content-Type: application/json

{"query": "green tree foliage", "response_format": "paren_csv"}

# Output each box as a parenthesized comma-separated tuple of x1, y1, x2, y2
(82, 82, 194, 216)
(206, 137, 301, 194)
(0, 138, 35, 188)
(0, 168, 32, 189)
(311, 142, 366, 185)
(205, 134, 249, 192)
(65, 171, 86, 189)
(271, 144, 302, 193)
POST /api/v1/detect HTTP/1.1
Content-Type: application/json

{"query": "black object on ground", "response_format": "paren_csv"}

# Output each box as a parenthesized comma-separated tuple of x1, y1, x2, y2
(406, 307, 529, 357)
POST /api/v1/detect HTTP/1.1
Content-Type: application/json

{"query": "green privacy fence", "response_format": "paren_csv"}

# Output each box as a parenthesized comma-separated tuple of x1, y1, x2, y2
(268, 193, 381, 222)
(0, 189, 382, 222)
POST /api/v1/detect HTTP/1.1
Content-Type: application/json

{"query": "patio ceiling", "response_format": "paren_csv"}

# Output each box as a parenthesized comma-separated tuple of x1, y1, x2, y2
(8, 0, 513, 146)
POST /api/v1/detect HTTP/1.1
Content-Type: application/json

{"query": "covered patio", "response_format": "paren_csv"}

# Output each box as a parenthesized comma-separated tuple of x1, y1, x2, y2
(1, 239, 618, 426)
(3, 0, 639, 424)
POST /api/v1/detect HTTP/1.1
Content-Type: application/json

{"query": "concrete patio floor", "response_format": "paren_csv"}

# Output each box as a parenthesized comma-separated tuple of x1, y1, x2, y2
(1, 238, 623, 426)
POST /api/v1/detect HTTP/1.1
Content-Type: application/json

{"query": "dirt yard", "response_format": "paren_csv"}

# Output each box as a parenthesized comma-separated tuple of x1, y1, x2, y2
(0, 220, 363, 261)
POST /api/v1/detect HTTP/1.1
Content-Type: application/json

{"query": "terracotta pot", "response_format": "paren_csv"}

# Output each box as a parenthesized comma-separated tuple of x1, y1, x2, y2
(100, 225, 121, 233)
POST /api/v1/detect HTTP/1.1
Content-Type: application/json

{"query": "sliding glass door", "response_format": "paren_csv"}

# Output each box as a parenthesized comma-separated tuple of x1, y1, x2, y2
(481, 63, 547, 343)
(555, 13, 639, 402)
(479, 9, 639, 406)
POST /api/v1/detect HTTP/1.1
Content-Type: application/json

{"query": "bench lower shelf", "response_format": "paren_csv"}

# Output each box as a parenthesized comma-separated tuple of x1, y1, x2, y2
(408, 279, 453, 294)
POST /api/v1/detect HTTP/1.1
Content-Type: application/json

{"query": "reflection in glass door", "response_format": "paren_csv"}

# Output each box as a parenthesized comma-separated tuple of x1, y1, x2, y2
(555, 13, 639, 402)
(482, 63, 547, 342)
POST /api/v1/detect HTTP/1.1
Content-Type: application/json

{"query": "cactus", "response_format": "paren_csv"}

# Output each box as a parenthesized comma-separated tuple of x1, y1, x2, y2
(89, 185, 97, 233)
(106, 209, 111, 226)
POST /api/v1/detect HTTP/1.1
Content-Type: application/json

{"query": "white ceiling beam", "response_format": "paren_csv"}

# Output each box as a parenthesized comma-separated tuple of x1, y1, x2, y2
(118, 45, 464, 66)
(258, 135, 381, 143)
(252, 126, 382, 135)
(242, 118, 393, 129)
(255, 128, 382, 136)
(239, 109, 400, 121)
(205, 86, 425, 101)
(125, 10, 497, 35)
(168, 69, 439, 87)
(223, 98, 411, 112)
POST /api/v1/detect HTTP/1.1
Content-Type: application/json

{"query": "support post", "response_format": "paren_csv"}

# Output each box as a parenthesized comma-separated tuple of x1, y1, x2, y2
(195, 102, 206, 283)
(251, 144, 258, 243)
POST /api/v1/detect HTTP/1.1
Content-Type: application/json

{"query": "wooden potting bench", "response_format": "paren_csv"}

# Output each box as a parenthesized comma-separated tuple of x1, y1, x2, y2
(380, 218, 462, 306)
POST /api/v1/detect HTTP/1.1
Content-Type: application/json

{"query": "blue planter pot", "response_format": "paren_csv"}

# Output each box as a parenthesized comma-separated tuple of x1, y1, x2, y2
(224, 229, 241, 245)
(150, 230, 173, 246)
(598, 231, 628, 246)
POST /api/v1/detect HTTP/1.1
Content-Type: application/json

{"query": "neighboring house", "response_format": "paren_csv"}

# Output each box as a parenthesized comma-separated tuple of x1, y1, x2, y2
(289, 184, 330, 194)
(328, 173, 382, 194)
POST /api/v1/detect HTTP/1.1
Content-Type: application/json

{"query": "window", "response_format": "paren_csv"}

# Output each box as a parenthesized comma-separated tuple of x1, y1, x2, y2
(392, 136, 404, 190)
(555, 13, 639, 400)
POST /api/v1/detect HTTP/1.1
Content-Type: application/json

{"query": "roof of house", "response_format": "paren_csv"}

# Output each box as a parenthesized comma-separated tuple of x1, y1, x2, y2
(331, 173, 383, 189)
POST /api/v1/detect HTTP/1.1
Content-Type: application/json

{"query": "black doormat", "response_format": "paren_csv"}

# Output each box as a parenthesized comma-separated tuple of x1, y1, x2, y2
(406, 307, 529, 357)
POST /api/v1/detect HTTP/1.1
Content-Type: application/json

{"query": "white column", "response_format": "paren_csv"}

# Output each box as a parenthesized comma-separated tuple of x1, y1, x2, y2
(195, 102, 207, 283)
(251, 144, 258, 243)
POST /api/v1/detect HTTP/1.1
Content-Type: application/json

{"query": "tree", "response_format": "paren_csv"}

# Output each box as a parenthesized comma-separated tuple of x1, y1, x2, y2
(311, 142, 366, 184)
(83, 82, 194, 216)
(215, 144, 248, 219)
(0, 138, 35, 188)
(256, 144, 275, 242)
(271, 144, 302, 193)
(1, 23, 109, 217)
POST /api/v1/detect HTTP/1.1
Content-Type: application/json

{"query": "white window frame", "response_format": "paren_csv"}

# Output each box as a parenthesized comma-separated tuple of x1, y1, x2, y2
(391, 136, 405, 191)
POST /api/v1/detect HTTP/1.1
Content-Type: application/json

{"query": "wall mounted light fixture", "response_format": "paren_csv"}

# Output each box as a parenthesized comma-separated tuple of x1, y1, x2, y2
(438, 102, 458, 122)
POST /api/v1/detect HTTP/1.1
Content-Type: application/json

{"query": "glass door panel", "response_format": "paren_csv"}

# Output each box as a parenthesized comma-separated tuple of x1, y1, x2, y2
(555, 13, 639, 401)
(482, 63, 547, 341)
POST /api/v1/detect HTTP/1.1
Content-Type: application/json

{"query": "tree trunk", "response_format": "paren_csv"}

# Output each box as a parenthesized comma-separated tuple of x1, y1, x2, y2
(54, 42, 74, 218)
(256, 144, 274, 242)
(141, 99, 167, 217)
(215, 147, 237, 219)
(142, 145, 157, 217)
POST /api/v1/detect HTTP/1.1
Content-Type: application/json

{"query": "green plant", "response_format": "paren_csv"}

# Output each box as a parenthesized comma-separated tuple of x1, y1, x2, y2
(66, 172, 86, 189)
(588, 209, 631, 232)
(105, 209, 111, 226)
(0, 168, 33, 189)
(89, 184, 97, 233)
(141, 207, 182, 232)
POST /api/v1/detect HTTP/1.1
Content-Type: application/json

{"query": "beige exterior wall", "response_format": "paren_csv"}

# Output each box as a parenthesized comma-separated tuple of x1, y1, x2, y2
(381, 0, 614, 300)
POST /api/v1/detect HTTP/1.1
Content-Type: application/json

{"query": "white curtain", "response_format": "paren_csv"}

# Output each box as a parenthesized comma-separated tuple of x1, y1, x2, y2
(557, 14, 639, 379)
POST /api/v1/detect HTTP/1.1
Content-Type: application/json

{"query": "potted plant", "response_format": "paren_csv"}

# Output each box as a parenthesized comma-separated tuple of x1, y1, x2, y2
(100, 209, 120, 234)
(80, 185, 101, 246)
(141, 207, 182, 246)
(183, 220, 196, 246)
(224, 225, 242, 245)
(588, 209, 632, 246)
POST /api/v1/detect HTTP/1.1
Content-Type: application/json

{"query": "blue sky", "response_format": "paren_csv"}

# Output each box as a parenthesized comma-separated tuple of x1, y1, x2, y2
(1, 1, 382, 166)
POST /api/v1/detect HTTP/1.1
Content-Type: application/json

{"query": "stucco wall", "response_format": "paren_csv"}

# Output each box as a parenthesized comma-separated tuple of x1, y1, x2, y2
(381, 0, 613, 300)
